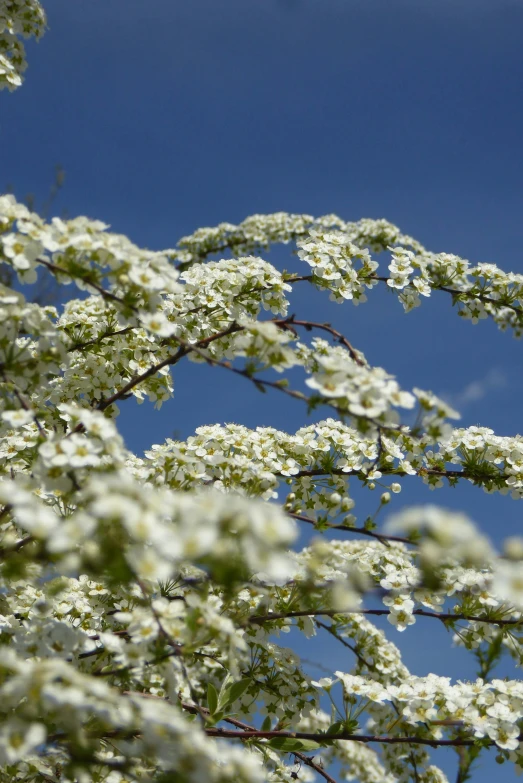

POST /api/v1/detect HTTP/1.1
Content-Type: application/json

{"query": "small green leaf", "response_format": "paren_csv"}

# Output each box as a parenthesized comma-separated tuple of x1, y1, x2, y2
(343, 719, 359, 734)
(207, 682, 218, 715)
(295, 739, 321, 751)
(218, 678, 251, 711)
(261, 715, 272, 731)
(205, 709, 226, 726)
(225, 678, 251, 706)
(267, 738, 307, 752)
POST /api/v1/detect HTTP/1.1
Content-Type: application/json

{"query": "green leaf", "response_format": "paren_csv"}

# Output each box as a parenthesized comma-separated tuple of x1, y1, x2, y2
(294, 739, 321, 751)
(267, 736, 322, 752)
(217, 677, 251, 711)
(267, 738, 307, 752)
(326, 721, 344, 734)
(253, 380, 267, 394)
(343, 718, 359, 734)
(207, 682, 218, 715)
(261, 715, 272, 731)
(225, 678, 251, 706)
(205, 709, 226, 727)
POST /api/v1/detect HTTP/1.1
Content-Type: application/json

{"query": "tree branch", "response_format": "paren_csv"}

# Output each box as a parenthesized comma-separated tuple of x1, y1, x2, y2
(248, 608, 522, 627)
(289, 512, 413, 546)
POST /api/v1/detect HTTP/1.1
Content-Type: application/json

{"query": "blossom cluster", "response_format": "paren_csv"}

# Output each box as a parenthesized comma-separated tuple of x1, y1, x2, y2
(333, 671, 523, 752)
(0, 648, 267, 783)
(296, 229, 380, 303)
(385, 248, 523, 334)
(0, 235, 521, 776)
(172, 212, 425, 269)
(0, 0, 46, 92)
(1, 7, 523, 776)
(172, 211, 523, 336)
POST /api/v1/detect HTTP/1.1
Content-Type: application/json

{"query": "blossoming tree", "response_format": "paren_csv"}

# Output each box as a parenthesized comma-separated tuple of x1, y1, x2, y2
(1, 4, 523, 783)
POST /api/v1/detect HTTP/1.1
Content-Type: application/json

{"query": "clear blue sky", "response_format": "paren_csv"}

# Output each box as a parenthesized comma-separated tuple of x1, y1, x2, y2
(3, 1, 523, 779)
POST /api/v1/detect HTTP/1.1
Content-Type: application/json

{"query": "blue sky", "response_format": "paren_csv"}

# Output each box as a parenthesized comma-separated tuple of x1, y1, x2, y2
(3, 1, 523, 779)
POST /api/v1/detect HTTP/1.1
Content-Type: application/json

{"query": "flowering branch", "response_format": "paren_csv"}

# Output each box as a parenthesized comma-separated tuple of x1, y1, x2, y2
(247, 608, 522, 627)
(202, 726, 501, 749)
(274, 315, 365, 366)
(36, 256, 133, 310)
(180, 701, 341, 783)
(289, 512, 413, 546)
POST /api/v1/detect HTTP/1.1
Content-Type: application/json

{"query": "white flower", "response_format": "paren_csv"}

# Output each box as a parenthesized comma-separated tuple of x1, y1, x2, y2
(387, 607, 416, 632)
(0, 719, 46, 764)
(385, 506, 494, 567)
(140, 310, 177, 337)
(1, 409, 34, 427)
(491, 560, 523, 610)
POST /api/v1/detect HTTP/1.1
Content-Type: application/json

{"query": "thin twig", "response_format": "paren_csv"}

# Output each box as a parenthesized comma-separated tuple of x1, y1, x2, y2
(274, 316, 365, 366)
(289, 512, 413, 546)
(37, 256, 132, 310)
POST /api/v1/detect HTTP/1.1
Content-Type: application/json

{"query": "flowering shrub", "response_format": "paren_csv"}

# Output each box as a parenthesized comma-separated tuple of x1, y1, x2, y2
(1, 5, 523, 783)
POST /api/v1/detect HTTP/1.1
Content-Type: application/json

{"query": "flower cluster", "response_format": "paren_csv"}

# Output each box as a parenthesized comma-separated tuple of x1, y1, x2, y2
(172, 212, 425, 269)
(385, 506, 494, 568)
(0, 195, 181, 313)
(299, 338, 416, 423)
(0, 0, 46, 92)
(0, 649, 266, 782)
(384, 247, 523, 334)
(170, 255, 293, 350)
(334, 671, 523, 751)
(296, 229, 380, 304)
(1, 10, 523, 777)
(171, 207, 523, 336)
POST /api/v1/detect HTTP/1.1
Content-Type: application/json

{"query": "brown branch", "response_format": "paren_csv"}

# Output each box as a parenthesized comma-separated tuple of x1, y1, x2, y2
(286, 270, 523, 322)
(315, 619, 374, 669)
(289, 512, 413, 546)
(370, 276, 523, 317)
(286, 274, 314, 284)
(94, 321, 244, 415)
(292, 466, 461, 480)
(94, 344, 188, 413)
(184, 343, 411, 438)
(273, 316, 365, 366)
(133, 576, 208, 723)
(67, 326, 135, 352)
(201, 726, 499, 748)
(438, 284, 523, 315)
(247, 608, 522, 627)
(37, 256, 132, 310)
(181, 701, 340, 783)
(190, 347, 310, 404)
(0, 533, 33, 558)
(288, 461, 523, 503)
(290, 464, 503, 490)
